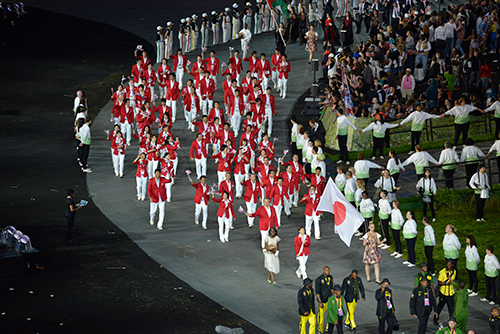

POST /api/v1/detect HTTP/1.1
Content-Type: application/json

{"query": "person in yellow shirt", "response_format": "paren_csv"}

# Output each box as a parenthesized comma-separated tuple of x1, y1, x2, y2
(434, 260, 456, 326)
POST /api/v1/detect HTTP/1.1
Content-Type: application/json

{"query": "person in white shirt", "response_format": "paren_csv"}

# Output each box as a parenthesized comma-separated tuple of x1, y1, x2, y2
(400, 103, 440, 154)
(416, 169, 437, 221)
(389, 200, 404, 258)
(422, 217, 436, 275)
(354, 152, 383, 187)
(461, 138, 486, 187)
(440, 98, 484, 147)
(443, 224, 461, 269)
(334, 165, 347, 192)
(469, 163, 490, 222)
(465, 235, 480, 297)
(444, 18, 456, 59)
(335, 109, 358, 164)
(374, 169, 400, 204)
(378, 190, 392, 250)
(415, 35, 431, 76)
(402, 145, 438, 180)
(360, 114, 401, 160)
(485, 96, 500, 139)
(487, 135, 500, 184)
(345, 171, 357, 206)
(359, 191, 375, 238)
(438, 141, 461, 189)
(402, 211, 418, 267)
(482, 246, 500, 305)
(238, 23, 252, 58)
(386, 150, 404, 186)
(78, 116, 93, 173)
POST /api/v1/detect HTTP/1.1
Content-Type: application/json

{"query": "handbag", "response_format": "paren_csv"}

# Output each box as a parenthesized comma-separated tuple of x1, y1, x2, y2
(422, 195, 432, 204)
(481, 188, 490, 199)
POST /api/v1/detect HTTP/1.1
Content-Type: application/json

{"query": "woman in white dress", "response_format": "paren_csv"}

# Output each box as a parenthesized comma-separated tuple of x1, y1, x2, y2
(264, 227, 280, 284)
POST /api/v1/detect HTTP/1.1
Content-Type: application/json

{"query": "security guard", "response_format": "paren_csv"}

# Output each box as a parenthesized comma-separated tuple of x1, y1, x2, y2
(410, 277, 437, 334)
(414, 262, 436, 298)
(375, 278, 396, 334)
(326, 284, 346, 334)
(341, 269, 365, 333)
(435, 260, 456, 326)
(298, 277, 316, 334)
(316, 266, 334, 333)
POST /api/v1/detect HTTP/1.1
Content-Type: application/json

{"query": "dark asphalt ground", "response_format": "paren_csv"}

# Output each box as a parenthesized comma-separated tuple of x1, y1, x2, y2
(0, 7, 266, 334)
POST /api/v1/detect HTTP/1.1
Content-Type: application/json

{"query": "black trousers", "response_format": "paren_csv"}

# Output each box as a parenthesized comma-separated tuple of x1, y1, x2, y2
(411, 131, 422, 151)
(291, 141, 298, 157)
(80, 144, 90, 169)
(453, 122, 470, 147)
(495, 117, 500, 140)
(425, 246, 435, 274)
(497, 156, 500, 184)
(380, 217, 391, 246)
(378, 313, 396, 334)
(405, 237, 417, 264)
(373, 136, 384, 157)
(436, 295, 455, 318)
(392, 228, 402, 254)
(417, 311, 431, 334)
(468, 269, 478, 292)
(361, 217, 371, 234)
(443, 169, 455, 189)
(392, 172, 400, 186)
(326, 316, 344, 334)
(486, 275, 498, 301)
(465, 163, 478, 187)
(66, 214, 75, 241)
(422, 196, 436, 219)
(475, 193, 486, 219)
(338, 134, 349, 162)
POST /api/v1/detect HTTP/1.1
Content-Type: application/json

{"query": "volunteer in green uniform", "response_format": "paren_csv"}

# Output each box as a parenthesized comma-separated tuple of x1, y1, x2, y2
(326, 284, 346, 334)
(440, 97, 484, 148)
(452, 281, 469, 332)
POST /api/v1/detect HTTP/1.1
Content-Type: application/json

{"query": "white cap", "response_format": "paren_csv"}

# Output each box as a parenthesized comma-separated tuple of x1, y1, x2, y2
(414, 10, 418, 15)
(246, 2, 251, 6)
(225, 7, 230, 11)
(404, 13, 409, 18)
(291, 0, 296, 4)
(186, 17, 192, 21)
(181, 18, 186, 23)
(212, 11, 217, 15)
(167, 21, 173, 26)
(338, 47, 343, 53)
(157, 26, 163, 31)
(233, 3, 238, 8)
(202, 13, 208, 17)
(192, 14, 197, 19)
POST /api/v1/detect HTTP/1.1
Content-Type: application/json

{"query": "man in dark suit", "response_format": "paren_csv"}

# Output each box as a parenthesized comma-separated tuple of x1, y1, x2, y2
(309, 119, 326, 147)
(376, 278, 396, 334)
(341, 269, 366, 332)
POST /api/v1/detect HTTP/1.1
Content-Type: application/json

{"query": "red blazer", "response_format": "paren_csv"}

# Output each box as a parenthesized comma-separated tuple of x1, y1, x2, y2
(183, 93, 200, 112)
(221, 67, 238, 81)
(242, 180, 261, 203)
(111, 136, 126, 155)
(112, 99, 124, 118)
(120, 105, 134, 124)
(279, 171, 297, 194)
(240, 128, 259, 151)
(166, 80, 180, 101)
(278, 61, 291, 79)
(294, 234, 311, 256)
(300, 192, 321, 216)
(157, 64, 172, 86)
(269, 183, 289, 206)
(213, 152, 233, 172)
(258, 93, 276, 115)
(282, 161, 304, 186)
(192, 182, 211, 204)
(217, 129, 235, 148)
(232, 154, 249, 174)
(244, 56, 259, 73)
(133, 158, 148, 178)
(136, 54, 151, 67)
(190, 61, 205, 78)
(208, 108, 225, 124)
(271, 53, 280, 71)
(154, 105, 172, 120)
(254, 163, 274, 180)
(212, 197, 235, 218)
(199, 77, 215, 100)
(258, 140, 275, 159)
(169, 54, 188, 72)
(255, 59, 271, 78)
(261, 175, 277, 198)
(148, 176, 169, 202)
(165, 141, 181, 160)
(229, 56, 243, 74)
(190, 139, 208, 159)
(218, 179, 235, 201)
(160, 158, 175, 178)
(131, 64, 144, 83)
(204, 57, 220, 76)
(145, 69, 157, 87)
(228, 95, 245, 117)
(241, 77, 253, 95)
(250, 205, 278, 231)
(303, 173, 326, 196)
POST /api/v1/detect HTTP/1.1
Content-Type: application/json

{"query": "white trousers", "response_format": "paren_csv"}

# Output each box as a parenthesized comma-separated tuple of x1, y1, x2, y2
(218, 215, 232, 241)
(235, 174, 245, 197)
(246, 201, 257, 226)
(274, 204, 283, 226)
(150, 200, 165, 228)
(195, 202, 208, 228)
(261, 76, 269, 91)
(172, 157, 178, 177)
(284, 196, 292, 215)
(305, 214, 320, 238)
(121, 121, 132, 144)
(210, 74, 217, 89)
(201, 98, 213, 116)
(231, 112, 241, 137)
(291, 189, 299, 205)
(112, 154, 125, 175)
(265, 108, 273, 136)
(166, 181, 172, 201)
(147, 160, 159, 179)
(254, 14, 262, 34)
(260, 229, 269, 248)
(148, 85, 155, 101)
(136, 176, 148, 199)
(195, 157, 207, 179)
(272, 70, 278, 86)
(296, 255, 309, 278)
(159, 86, 166, 99)
(278, 78, 288, 98)
(217, 171, 226, 185)
(175, 68, 184, 89)
(167, 99, 177, 121)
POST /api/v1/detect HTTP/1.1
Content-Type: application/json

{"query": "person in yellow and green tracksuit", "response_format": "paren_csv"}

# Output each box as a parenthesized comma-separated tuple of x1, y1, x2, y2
(299, 277, 316, 334)
(452, 281, 469, 332)
(434, 260, 456, 326)
(326, 284, 346, 334)
(316, 266, 334, 334)
(341, 269, 365, 333)
(435, 316, 463, 334)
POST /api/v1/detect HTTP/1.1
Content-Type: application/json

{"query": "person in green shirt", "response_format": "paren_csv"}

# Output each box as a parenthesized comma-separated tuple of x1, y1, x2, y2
(452, 281, 469, 332)
(415, 262, 436, 298)
(435, 316, 463, 334)
(326, 284, 346, 334)
(444, 66, 456, 98)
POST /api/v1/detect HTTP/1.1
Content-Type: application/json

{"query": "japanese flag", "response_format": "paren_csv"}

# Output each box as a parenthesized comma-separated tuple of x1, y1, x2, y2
(317, 178, 363, 247)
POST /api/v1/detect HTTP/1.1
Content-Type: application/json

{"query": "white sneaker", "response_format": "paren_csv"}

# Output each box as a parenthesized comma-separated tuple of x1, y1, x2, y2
(354, 231, 362, 236)
(407, 263, 416, 267)
(225, 238, 229, 242)
(293, 203, 298, 208)
(346, 161, 350, 165)
(296, 271, 302, 278)
(115, 172, 119, 177)
(379, 156, 384, 160)
(82, 168, 92, 173)
(202, 226, 207, 230)
(220, 239, 226, 243)
(372, 156, 376, 161)
(481, 218, 486, 222)
(230, 226, 234, 230)
(476, 219, 481, 222)
(150, 220, 154, 225)
(490, 301, 496, 305)
(137, 196, 141, 200)
(381, 245, 390, 249)
(337, 160, 344, 164)
(157, 226, 163, 230)
(378, 243, 385, 248)
(119, 174, 123, 178)
(469, 292, 478, 297)
(480, 298, 489, 302)
(167, 199, 171, 202)
(359, 237, 365, 240)
(452, 146, 457, 150)
(141, 198, 145, 201)
(195, 220, 199, 225)
(315, 237, 321, 240)
(402, 261, 410, 265)
(390, 252, 398, 256)
(432, 218, 436, 222)
(467, 289, 472, 294)
(395, 253, 403, 258)
(249, 223, 254, 228)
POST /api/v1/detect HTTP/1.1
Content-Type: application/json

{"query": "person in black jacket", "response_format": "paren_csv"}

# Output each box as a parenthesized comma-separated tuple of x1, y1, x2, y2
(341, 269, 365, 332)
(376, 278, 396, 334)
(316, 266, 334, 333)
(298, 277, 316, 334)
(410, 277, 437, 334)
(490, 307, 500, 334)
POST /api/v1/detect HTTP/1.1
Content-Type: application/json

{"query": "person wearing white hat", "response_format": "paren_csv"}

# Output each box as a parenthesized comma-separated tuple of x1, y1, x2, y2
(222, 8, 232, 43)
(164, 22, 174, 58)
(232, 4, 241, 40)
(244, 2, 252, 32)
(211, 11, 220, 46)
(262, 0, 270, 32)
(185, 17, 192, 54)
(254, 0, 263, 35)
(201, 14, 209, 49)
(192, 15, 199, 51)
(179, 19, 187, 55)
(156, 26, 165, 64)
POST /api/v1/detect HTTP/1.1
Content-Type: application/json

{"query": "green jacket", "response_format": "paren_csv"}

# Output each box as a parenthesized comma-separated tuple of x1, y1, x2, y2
(452, 282, 469, 332)
(327, 294, 346, 324)
(435, 327, 463, 334)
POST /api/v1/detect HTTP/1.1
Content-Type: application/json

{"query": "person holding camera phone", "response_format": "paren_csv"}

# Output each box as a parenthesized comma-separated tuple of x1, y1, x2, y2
(416, 169, 437, 222)
(469, 164, 491, 222)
